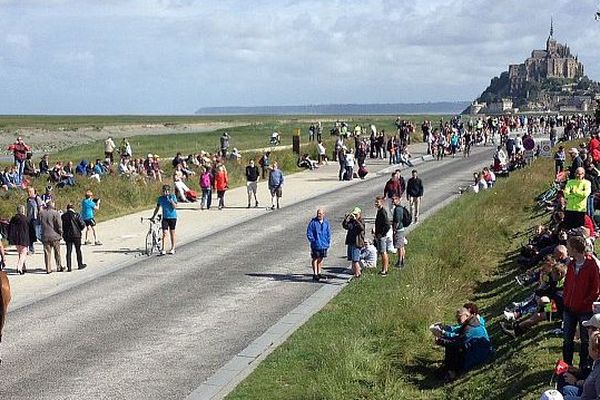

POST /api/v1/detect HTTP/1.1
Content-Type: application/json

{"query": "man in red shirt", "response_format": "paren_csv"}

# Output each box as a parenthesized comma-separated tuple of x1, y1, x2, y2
(563, 235, 600, 372)
(7, 137, 31, 180)
(383, 169, 405, 210)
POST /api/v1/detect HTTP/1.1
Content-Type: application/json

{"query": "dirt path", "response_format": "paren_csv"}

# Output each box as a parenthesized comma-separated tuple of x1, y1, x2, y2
(1, 122, 246, 154)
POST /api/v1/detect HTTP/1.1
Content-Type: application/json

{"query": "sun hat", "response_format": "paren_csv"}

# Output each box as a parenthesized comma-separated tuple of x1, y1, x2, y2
(582, 314, 600, 329)
(540, 389, 563, 400)
(351, 207, 362, 216)
(147, 153, 153, 158)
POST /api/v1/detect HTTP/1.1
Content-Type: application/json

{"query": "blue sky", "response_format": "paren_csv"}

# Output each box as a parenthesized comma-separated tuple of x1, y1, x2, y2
(1, 0, 599, 114)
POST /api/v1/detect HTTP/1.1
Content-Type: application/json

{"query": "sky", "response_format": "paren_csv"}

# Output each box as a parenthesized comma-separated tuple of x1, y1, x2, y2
(1, 0, 600, 114)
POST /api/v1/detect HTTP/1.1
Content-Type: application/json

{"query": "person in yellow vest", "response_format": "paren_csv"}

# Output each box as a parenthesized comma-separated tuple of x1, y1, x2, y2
(564, 167, 591, 229)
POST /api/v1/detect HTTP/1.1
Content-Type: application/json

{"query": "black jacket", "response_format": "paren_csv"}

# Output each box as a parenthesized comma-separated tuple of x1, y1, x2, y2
(61, 210, 85, 241)
(374, 207, 391, 237)
(406, 177, 424, 198)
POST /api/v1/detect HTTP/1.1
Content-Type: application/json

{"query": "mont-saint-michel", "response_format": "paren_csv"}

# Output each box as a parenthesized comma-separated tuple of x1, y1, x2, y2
(466, 20, 600, 114)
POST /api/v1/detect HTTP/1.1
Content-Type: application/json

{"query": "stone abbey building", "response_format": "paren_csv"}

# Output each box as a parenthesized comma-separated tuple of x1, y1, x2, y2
(508, 21, 584, 96)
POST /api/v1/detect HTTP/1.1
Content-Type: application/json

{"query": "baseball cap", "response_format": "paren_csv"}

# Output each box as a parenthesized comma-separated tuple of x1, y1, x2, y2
(147, 153, 153, 158)
(540, 389, 563, 400)
(351, 207, 362, 216)
(582, 314, 600, 329)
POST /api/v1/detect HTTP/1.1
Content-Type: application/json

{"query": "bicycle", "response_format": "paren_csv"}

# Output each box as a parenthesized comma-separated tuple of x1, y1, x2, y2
(141, 215, 162, 256)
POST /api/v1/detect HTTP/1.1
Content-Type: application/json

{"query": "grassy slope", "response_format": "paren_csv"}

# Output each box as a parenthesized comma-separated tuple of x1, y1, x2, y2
(227, 157, 559, 400)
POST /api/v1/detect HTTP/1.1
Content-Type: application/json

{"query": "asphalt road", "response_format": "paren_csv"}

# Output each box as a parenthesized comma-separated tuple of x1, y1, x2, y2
(0, 148, 493, 400)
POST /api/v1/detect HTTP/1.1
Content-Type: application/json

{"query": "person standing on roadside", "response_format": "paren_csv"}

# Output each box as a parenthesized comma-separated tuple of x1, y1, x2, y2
(259, 151, 270, 179)
(564, 167, 591, 229)
(61, 203, 87, 272)
(199, 166, 213, 210)
(39, 201, 63, 273)
(150, 184, 178, 255)
(562, 235, 600, 374)
(104, 137, 116, 163)
(8, 205, 30, 275)
(374, 196, 392, 276)
(81, 190, 102, 245)
(383, 169, 405, 210)
(392, 194, 411, 268)
(342, 207, 365, 278)
(268, 162, 284, 210)
(25, 187, 43, 254)
(306, 208, 331, 282)
(215, 165, 229, 210)
(406, 169, 424, 224)
(245, 159, 260, 208)
(568, 148, 584, 179)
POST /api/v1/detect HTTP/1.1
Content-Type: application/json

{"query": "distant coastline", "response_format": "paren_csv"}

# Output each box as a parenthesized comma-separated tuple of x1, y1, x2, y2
(195, 102, 470, 116)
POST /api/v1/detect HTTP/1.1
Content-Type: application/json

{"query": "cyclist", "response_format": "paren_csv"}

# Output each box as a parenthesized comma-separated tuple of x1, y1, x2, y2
(150, 184, 178, 255)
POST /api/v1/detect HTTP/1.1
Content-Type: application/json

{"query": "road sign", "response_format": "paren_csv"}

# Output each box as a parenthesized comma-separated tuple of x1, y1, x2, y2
(539, 139, 552, 157)
(523, 136, 535, 151)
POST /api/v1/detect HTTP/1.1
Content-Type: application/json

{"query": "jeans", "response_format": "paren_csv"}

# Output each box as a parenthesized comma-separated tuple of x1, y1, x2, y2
(16, 159, 25, 180)
(201, 188, 212, 209)
(563, 308, 593, 371)
(562, 384, 582, 400)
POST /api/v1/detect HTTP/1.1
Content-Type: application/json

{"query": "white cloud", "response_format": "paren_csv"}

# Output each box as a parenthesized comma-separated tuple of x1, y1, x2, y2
(0, 0, 598, 113)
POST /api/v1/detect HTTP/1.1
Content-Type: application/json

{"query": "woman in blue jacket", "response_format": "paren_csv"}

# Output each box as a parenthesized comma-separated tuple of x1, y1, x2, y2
(435, 306, 492, 380)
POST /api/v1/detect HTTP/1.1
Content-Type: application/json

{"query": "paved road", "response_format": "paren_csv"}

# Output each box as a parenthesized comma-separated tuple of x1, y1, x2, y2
(0, 149, 493, 400)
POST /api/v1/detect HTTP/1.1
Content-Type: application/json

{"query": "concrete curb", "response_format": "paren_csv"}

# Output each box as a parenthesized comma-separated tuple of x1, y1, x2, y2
(185, 190, 463, 400)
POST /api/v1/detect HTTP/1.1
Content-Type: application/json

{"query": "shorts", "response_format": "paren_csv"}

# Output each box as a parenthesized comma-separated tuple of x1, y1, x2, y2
(393, 230, 406, 249)
(375, 234, 395, 253)
(247, 181, 258, 194)
(346, 245, 361, 262)
(161, 218, 177, 231)
(270, 186, 282, 198)
(84, 218, 96, 227)
(311, 248, 328, 259)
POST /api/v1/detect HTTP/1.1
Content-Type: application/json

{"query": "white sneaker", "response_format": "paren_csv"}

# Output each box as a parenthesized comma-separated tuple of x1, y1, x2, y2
(160, 250, 166, 256)
(168, 249, 175, 255)
(503, 310, 515, 321)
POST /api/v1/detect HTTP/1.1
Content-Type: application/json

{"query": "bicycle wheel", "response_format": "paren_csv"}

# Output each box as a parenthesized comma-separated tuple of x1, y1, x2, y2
(145, 231, 154, 256)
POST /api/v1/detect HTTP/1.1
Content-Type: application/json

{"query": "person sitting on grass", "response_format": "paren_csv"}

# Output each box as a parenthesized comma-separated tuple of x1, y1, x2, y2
(0, 167, 17, 191)
(431, 305, 492, 381)
(39, 154, 50, 175)
(173, 175, 192, 203)
(502, 262, 567, 338)
(23, 153, 40, 178)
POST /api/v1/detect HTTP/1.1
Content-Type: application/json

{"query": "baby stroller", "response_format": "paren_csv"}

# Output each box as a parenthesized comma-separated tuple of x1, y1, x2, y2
(270, 132, 281, 146)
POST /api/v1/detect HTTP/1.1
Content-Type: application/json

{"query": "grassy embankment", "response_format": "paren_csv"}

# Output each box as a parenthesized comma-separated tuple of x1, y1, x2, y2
(0, 115, 436, 221)
(227, 156, 562, 399)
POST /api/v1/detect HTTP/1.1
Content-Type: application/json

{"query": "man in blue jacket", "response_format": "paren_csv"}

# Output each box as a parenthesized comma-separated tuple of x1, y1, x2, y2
(306, 208, 331, 282)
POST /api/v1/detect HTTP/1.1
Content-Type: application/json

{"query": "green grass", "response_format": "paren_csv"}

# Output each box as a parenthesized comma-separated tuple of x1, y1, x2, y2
(227, 156, 561, 400)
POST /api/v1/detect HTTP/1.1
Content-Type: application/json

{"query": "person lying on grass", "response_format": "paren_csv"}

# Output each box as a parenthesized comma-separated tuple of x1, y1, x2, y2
(430, 305, 492, 381)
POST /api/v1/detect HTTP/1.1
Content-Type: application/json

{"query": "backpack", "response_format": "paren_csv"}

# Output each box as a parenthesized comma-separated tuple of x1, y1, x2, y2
(200, 173, 211, 189)
(401, 206, 412, 228)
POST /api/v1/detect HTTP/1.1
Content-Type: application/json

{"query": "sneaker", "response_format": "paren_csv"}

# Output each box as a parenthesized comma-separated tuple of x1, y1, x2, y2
(547, 328, 563, 336)
(312, 274, 320, 282)
(160, 250, 166, 256)
(168, 249, 175, 255)
(379, 271, 388, 276)
(84, 241, 92, 245)
(95, 241, 103, 246)
(503, 311, 515, 321)
(247, 204, 251, 209)
(500, 322, 516, 338)
(514, 276, 524, 286)
(255, 201, 259, 208)
(78, 264, 87, 270)
(271, 205, 275, 210)
(318, 274, 327, 280)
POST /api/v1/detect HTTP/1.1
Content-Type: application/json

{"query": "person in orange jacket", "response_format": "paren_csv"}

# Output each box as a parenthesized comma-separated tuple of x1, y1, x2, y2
(214, 164, 229, 210)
